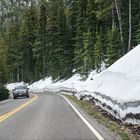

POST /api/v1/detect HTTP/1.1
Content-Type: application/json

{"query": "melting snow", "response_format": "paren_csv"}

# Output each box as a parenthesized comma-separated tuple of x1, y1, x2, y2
(7, 45, 140, 124)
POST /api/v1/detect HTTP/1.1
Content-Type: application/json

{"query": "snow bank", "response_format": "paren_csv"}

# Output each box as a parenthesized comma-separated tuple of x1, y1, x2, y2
(109, 45, 140, 80)
(28, 45, 140, 124)
(84, 70, 140, 102)
(28, 77, 53, 92)
(83, 45, 140, 124)
(6, 82, 26, 92)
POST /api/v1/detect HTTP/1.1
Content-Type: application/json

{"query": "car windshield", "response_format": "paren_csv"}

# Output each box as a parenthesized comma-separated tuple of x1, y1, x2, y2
(15, 86, 27, 90)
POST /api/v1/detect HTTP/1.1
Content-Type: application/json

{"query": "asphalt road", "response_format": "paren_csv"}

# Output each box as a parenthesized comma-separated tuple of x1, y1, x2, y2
(0, 93, 120, 140)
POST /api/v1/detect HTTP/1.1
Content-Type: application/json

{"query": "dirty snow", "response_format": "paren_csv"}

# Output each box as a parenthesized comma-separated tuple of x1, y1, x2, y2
(7, 45, 140, 124)
(6, 82, 26, 92)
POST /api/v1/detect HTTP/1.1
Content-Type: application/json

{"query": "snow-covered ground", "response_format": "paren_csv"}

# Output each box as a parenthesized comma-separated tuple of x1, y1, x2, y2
(6, 82, 26, 92)
(7, 45, 140, 124)
(28, 77, 53, 92)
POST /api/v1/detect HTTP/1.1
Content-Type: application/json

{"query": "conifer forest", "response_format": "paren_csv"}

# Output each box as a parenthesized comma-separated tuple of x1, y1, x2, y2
(0, 0, 140, 84)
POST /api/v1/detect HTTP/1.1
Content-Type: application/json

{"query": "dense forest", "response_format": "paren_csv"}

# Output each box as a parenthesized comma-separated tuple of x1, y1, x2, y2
(0, 0, 140, 84)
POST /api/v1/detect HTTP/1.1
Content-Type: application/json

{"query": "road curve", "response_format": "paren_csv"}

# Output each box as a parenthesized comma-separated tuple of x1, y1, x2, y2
(0, 93, 99, 140)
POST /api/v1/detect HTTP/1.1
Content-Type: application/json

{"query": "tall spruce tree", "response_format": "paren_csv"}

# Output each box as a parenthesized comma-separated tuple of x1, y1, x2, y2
(94, 33, 102, 72)
(0, 0, 140, 83)
(74, 0, 88, 74)
(33, 0, 48, 80)
(20, 1, 38, 82)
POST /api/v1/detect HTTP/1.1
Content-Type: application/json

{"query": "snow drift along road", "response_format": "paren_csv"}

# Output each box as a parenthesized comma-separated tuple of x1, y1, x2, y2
(10, 45, 140, 124)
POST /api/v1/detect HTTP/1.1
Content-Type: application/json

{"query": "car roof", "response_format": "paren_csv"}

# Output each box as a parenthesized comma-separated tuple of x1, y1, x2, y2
(15, 85, 27, 88)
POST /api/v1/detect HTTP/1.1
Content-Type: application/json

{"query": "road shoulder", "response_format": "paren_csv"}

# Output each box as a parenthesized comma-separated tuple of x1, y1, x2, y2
(63, 94, 127, 140)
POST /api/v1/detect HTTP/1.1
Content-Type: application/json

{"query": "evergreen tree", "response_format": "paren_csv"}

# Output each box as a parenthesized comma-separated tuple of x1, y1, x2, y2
(33, 0, 48, 80)
(74, 0, 88, 74)
(0, 35, 9, 100)
(6, 21, 22, 82)
(94, 33, 102, 72)
(0, 35, 8, 84)
(20, 1, 39, 82)
(0, 0, 140, 83)
(86, 0, 97, 71)
(106, 27, 122, 66)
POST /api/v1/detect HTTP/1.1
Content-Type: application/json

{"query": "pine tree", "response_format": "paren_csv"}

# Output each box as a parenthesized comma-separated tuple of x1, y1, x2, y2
(66, 0, 77, 76)
(0, 34, 9, 100)
(106, 27, 122, 66)
(6, 21, 22, 82)
(85, 0, 97, 71)
(94, 33, 102, 72)
(33, 0, 48, 80)
(20, 1, 39, 82)
(74, 0, 88, 74)
(136, 23, 140, 44)
(0, 35, 8, 84)
(1, 0, 140, 83)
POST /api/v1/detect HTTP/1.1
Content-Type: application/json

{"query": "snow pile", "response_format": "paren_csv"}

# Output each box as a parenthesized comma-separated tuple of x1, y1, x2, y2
(83, 70, 140, 102)
(44, 63, 106, 93)
(82, 45, 140, 124)
(28, 77, 53, 92)
(29, 62, 106, 92)
(6, 82, 26, 92)
(28, 45, 140, 124)
(47, 74, 84, 93)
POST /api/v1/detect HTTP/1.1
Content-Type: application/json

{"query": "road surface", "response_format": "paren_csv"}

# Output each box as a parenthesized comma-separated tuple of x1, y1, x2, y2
(0, 93, 120, 140)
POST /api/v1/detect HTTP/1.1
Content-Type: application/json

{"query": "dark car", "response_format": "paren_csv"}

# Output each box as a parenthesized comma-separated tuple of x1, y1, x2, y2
(13, 85, 29, 99)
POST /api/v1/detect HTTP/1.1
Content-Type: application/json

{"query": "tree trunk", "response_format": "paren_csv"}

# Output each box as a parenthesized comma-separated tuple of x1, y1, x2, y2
(114, 0, 124, 53)
(112, 8, 115, 30)
(21, 68, 23, 82)
(12, 67, 14, 82)
(128, 0, 131, 51)
(17, 65, 20, 82)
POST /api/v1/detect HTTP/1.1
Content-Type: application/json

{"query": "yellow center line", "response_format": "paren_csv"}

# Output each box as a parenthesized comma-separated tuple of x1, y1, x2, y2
(0, 94, 38, 122)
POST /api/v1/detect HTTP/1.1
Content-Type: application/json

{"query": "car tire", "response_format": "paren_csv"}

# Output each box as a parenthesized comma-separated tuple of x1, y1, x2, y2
(26, 94, 29, 98)
(13, 96, 17, 99)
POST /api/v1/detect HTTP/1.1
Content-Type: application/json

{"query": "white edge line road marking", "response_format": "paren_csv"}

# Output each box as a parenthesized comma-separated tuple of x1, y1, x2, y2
(61, 95, 104, 140)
